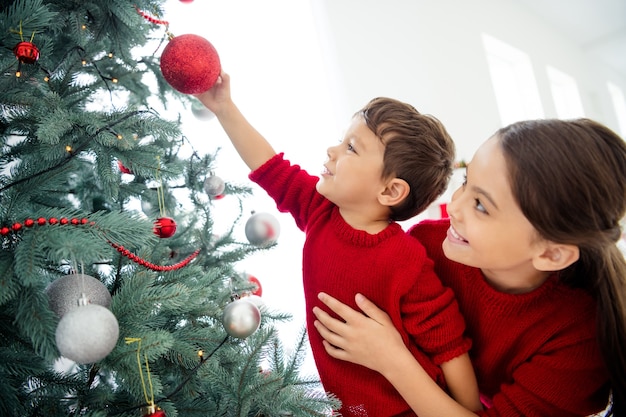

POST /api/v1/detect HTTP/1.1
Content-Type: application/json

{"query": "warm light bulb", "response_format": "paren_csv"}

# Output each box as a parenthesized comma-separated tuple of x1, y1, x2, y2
(111, 78, 118, 83)
(65, 145, 72, 152)
(15, 71, 21, 78)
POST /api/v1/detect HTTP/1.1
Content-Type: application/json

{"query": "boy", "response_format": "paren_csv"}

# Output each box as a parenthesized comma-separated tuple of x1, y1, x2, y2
(195, 72, 480, 416)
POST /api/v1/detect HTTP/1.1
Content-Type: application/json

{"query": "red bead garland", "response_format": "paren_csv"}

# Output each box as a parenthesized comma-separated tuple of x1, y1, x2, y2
(1, 217, 87, 235)
(136, 7, 169, 26)
(109, 241, 200, 272)
(1, 216, 200, 271)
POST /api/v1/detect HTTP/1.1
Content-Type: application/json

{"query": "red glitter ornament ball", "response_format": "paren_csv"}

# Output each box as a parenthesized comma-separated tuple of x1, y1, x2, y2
(13, 41, 40, 64)
(160, 34, 221, 94)
(153, 217, 177, 238)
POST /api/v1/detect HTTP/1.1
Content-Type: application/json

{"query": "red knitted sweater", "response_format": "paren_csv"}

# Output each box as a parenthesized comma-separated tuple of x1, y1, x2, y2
(410, 219, 611, 417)
(250, 154, 471, 417)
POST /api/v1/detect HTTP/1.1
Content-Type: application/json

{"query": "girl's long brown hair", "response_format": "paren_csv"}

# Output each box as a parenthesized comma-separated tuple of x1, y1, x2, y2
(498, 118, 626, 416)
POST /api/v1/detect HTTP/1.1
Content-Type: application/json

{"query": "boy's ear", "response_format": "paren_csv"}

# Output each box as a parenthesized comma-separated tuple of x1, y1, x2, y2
(532, 242, 580, 272)
(378, 178, 410, 207)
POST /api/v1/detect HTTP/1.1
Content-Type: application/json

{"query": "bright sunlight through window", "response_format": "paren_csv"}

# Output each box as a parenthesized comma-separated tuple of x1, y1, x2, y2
(608, 82, 626, 137)
(547, 65, 585, 119)
(481, 33, 544, 126)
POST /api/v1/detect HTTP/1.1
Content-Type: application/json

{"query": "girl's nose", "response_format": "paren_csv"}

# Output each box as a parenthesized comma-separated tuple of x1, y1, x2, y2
(446, 186, 463, 220)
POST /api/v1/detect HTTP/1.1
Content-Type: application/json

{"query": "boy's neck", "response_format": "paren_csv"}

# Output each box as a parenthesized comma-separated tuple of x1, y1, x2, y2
(339, 207, 392, 234)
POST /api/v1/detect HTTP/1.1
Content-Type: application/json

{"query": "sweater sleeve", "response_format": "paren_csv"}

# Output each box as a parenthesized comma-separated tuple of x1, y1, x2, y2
(479, 336, 610, 417)
(248, 153, 328, 231)
(400, 253, 472, 366)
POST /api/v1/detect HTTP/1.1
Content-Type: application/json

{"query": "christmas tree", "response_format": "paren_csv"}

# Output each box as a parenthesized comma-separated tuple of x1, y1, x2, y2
(0, 0, 339, 416)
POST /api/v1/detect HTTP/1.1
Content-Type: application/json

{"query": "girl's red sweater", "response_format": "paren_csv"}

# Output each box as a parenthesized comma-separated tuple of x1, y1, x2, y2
(410, 219, 611, 417)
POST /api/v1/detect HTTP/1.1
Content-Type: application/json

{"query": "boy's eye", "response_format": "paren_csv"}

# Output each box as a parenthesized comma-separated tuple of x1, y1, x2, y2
(347, 143, 355, 152)
(475, 198, 487, 213)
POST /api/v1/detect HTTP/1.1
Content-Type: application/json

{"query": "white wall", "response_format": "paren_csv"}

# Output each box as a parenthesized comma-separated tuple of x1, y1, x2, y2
(312, 0, 626, 162)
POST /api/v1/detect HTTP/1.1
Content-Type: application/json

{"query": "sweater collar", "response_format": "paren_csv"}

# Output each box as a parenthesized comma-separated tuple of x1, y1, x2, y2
(331, 207, 402, 247)
(458, 262, 564, 313)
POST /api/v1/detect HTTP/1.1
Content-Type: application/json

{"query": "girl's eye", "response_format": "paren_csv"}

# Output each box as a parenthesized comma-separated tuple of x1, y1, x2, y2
(462, 174, 467, 187)
(347, 143, 356, 153)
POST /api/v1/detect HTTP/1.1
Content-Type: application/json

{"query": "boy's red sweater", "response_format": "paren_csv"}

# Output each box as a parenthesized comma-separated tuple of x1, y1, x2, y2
(250, 154, 470, 416)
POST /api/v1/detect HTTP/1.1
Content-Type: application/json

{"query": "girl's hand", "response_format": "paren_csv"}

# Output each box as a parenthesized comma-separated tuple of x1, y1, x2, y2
(312, 292, 407, 374)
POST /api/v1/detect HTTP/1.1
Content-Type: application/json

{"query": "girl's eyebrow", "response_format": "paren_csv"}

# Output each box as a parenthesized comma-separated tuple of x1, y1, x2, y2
(470, 185, 498, 210)
(466, 164, 498, 209)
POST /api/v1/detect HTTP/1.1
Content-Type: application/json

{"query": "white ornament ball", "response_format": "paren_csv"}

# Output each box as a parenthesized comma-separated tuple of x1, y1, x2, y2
(46, 274, 112, 318)
(222, 298, 261, 339)
(55, 304, 119, 364)
(244, 212, 280, 246)
(203, 175, 225, 198)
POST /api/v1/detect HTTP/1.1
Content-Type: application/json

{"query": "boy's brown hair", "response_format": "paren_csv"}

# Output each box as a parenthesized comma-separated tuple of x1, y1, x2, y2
(357, 97, 455, 221)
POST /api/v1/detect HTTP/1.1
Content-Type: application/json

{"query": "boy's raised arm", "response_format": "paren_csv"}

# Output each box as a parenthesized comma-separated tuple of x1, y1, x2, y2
(194, 72, 276, 171)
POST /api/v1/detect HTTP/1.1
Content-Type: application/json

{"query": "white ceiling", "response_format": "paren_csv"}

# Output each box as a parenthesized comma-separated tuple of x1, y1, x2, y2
(513, 0, 626, 78)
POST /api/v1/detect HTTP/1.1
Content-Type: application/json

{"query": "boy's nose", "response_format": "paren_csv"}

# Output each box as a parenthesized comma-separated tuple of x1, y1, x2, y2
(326, 144, 337, 159)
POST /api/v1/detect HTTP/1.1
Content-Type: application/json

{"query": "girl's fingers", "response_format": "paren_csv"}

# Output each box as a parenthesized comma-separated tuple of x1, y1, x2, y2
(317, 292, 364, 322)
(312, 307, 346, 348)
(354, 293, 392, 326)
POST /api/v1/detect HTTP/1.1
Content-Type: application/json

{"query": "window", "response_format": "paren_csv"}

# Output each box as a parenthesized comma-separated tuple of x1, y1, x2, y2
(547, 66, 585, 118)
(482, 34, 544, 126)
(608, 82, 626, 137)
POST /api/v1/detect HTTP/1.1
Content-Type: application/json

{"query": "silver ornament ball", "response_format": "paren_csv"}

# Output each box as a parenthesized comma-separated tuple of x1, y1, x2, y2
(55, 303, 119, 364)
(46, 274, 112, 318)
(244, 212, 281, 246)
(203, 175, 225, 197)
(222, 298, 261, 339)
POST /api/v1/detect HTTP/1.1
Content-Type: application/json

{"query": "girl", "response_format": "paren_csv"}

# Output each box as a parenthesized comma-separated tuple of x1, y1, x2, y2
(312, 118, 626, 416)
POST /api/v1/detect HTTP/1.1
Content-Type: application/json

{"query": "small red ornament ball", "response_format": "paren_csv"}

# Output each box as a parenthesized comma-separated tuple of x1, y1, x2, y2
(179, 0, 194, 2)
(154, 217, 177, 238)
(13, 41, 40, 64)
(160, 34, 221, 94)
(117, 160, 132, 174)
(248, 275, 262, 297)
(144, 411, 166, 417)
(144, 407, 166, 417)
